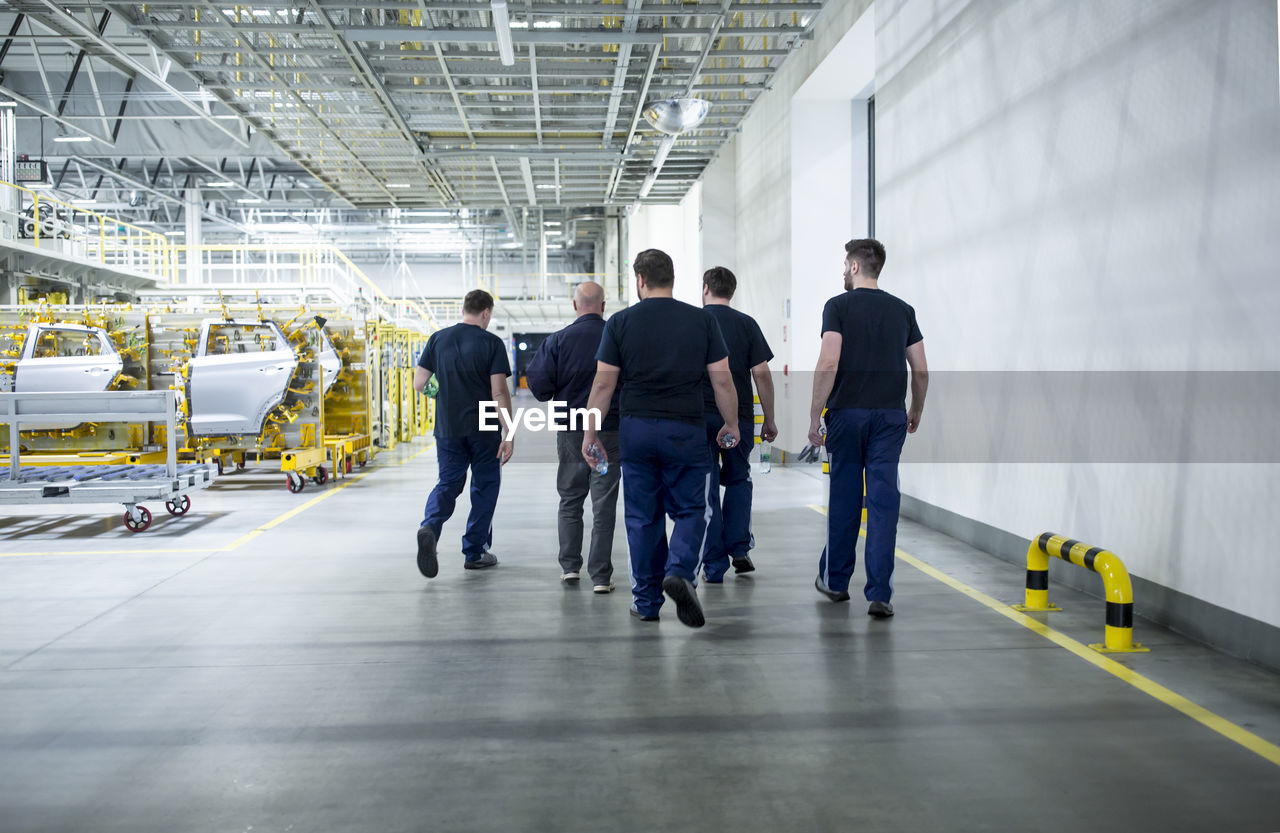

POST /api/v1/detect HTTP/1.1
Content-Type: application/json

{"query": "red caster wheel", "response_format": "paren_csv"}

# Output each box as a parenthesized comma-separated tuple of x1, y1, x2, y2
(312, 466, 329, 486)
(123, 506, 152, 532)
(165, 495, 191, 516)
(344, 457, 352, 475)
(286, 473, 305, 493)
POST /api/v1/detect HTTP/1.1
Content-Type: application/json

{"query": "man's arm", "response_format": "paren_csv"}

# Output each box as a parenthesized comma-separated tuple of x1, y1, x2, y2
(707, 357, 739, 447)
(750, 362, 778, 442)
(524, 338, 557, 402)
(580, 362, 620, 465)
(905, 340, 928, 434)
(808, 331, 842, 446)
(491, 373, 515, 464)
(413, 366, 432, 394)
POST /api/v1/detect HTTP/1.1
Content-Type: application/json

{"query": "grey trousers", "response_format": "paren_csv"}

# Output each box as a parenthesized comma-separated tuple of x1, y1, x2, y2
(555, 429, 622, 584)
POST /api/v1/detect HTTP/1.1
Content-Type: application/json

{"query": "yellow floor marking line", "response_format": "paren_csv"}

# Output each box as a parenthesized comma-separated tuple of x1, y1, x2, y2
(0, 443, 437, 558)
(808, 505, 1280, 768)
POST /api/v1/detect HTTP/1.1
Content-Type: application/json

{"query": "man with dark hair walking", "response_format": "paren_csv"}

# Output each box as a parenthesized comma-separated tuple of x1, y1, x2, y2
(525, 281, 622, 593)
(808, 239, 928, 618)
(700, 266, 777, 581)
(581, 249, 739, 628)
(413, 289, 514, 577)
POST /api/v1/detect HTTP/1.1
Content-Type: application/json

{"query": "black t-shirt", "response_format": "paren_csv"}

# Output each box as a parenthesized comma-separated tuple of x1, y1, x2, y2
(596, 297, 729, 425)
(701, 304, 773, 420)
(418, 323, 512, 438)
(821, 288, 923, 410)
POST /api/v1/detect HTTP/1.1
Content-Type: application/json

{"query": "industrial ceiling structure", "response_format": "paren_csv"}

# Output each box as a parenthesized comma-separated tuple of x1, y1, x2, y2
(0, 1, 824, 259)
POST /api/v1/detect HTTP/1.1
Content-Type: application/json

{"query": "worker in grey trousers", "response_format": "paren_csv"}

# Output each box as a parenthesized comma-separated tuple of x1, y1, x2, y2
(526, 281, 623, 593)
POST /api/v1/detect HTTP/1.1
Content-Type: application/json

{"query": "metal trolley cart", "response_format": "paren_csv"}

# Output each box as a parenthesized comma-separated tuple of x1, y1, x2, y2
(0, 390, 217, 532)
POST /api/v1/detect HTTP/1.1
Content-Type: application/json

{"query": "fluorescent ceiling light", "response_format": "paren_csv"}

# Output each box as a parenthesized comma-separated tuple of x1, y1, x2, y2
(536, 184, 556, 190)
(204, 180, 235, 188)
(165, 230, 186, 236)
(652, 135, 676, 170)
(533, 20, 562, 29)
(237, 198, 263, 204)
(134, 220, 156, 226)
(491, 0, 515, 66)
(386, 183, 412, 189)
(544, 221, 561, 227)
(53, 134, 93, 143)
(519, 156, 536, 205)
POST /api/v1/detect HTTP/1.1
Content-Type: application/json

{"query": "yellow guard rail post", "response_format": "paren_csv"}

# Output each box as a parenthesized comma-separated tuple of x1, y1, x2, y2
(1014, 532, 1148, 653)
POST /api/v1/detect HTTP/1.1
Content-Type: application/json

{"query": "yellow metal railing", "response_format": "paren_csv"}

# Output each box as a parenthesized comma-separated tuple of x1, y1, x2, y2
(0, 179, 175, 282)
(1014, 532, 1148, 653)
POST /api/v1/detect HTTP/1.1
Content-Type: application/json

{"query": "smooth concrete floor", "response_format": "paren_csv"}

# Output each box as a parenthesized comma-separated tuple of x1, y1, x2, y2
(1, 424, 1278, 832)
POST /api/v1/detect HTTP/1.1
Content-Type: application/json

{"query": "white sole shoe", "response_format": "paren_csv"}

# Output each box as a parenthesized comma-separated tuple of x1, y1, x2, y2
(561, 572, 581, 583)
(593, 584, 615, 594)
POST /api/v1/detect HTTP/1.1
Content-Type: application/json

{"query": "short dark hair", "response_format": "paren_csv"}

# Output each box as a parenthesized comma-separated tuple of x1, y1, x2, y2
(462, 289, 494, 315)
(703, 266, 737, 300)
(633, 248, 674, 288)
(844, 238, 886, 280)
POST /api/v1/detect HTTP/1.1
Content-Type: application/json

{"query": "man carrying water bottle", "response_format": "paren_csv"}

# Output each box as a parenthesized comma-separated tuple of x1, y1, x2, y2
(525, 281, 622, 594)
(581, 249, 739, 628)
(699, 266, 778, 582)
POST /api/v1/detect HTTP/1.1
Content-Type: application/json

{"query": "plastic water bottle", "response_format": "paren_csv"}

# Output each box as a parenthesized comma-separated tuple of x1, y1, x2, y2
(587, 442, 608, 475)
(759, 440, 771, 474)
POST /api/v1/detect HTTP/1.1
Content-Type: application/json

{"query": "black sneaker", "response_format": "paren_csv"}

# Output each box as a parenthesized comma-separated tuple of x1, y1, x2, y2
(814, 576, 850, 603)
(464, 552, 499, 570)
(629, 604, 659, 622)
(868, 600, 895, 618)
(661, 575, 706, 628)
(731, 555, 756, 574)
(416, 527, 438, 578)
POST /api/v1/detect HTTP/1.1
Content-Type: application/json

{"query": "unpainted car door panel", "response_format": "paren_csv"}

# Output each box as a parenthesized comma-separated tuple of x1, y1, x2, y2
(187, 321, 296, 436)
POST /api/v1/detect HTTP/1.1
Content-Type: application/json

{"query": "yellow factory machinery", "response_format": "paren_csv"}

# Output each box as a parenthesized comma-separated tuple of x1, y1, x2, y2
(0, 299, 434, 494)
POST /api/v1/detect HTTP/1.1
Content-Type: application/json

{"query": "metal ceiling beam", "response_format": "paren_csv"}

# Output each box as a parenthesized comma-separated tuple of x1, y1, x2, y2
(31, 0, 251, 149)
(0, 83, 115, 145)
(342, 27, 664, 45)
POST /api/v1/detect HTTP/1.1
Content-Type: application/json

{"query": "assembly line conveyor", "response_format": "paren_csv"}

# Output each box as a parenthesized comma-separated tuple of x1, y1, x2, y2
(0, 391, 217, 532)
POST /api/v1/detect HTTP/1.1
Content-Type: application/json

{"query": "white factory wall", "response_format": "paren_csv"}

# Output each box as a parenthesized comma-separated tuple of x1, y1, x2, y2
(873, 0, 1280, 628)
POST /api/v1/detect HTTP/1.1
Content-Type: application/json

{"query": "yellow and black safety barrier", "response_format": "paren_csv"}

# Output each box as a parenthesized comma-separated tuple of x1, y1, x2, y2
(1014, 532, 1148, 653)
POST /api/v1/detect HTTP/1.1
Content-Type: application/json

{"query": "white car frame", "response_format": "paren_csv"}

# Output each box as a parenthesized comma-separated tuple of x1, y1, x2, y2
(186, 319, 297, 436)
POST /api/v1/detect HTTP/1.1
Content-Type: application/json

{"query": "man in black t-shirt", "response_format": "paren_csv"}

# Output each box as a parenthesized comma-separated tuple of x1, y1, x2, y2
(807, 239, 928, 619)
(413, 290, 514, 578)
(700, 266, 777, 581)
(581, 249, 739, 628)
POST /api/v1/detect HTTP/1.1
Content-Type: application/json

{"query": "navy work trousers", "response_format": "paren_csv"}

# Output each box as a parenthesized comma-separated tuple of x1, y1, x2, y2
(702, 412, 756, 581)
(422, 432, 502, 561)
(619, 416, 713, 616)
(818, 408, 908, 602)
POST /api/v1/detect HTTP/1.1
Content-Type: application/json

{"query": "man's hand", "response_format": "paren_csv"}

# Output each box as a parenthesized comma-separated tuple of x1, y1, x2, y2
(761, 419, 778, 443)
(715, 423, 738, 449)
(581, 431, 607, 466)
(808, 416, 825, 447)
(907, 409, 922, 434)
(497, 440, 514, 465)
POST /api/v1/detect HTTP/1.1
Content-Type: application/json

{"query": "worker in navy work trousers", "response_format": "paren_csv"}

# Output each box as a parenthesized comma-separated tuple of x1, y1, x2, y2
(524, 280, 623, 593)
(699, 266, 778, 581)
(581, 248, 740, 628)
(413, 289, 515, 578)
(808, 239, 928, 618)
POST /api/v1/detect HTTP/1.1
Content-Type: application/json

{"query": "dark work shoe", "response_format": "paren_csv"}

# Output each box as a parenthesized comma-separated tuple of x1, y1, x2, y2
(868, 600, 895, 619)
(416, 527, 438, 579)
(814, 576, 850, 603)
(629, 604, 659, 622)
(732, 555, 756, 574)
(464, 552, 499, 570)
(661, 575, 706, 628)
